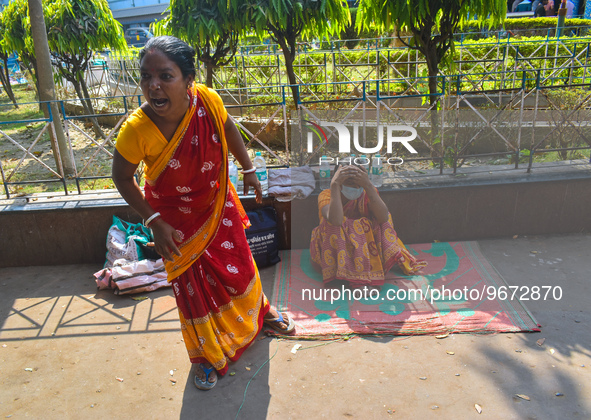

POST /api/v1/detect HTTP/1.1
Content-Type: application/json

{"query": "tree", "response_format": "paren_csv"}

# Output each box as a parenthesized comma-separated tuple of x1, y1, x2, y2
(155, 0, 251, 88)
(250, 0, 350, 105)
(1, 0, 39, 99)
(28, 0, 75, 175)
(0, 12, 19, 109)
(339, 7, 378, 50)
(45, 0, 127, 138)
(357, 0, 506, 105)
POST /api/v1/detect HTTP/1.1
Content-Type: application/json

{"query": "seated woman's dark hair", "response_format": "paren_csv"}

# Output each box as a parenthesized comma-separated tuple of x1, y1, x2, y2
(140, 36, 196, 79)
(334, 161, 369, 174)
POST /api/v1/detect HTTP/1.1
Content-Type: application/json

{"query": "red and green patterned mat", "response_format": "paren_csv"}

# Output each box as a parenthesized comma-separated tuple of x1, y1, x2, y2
(271, 242, 540, 338)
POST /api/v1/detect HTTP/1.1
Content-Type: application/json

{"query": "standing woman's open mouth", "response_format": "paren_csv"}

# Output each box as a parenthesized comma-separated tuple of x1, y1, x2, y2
(151, 97, 169, 108)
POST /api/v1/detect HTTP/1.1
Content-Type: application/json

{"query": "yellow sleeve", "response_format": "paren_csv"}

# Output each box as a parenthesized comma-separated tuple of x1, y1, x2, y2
(115, 109, 168, 168)
(115, 117, 144, 165)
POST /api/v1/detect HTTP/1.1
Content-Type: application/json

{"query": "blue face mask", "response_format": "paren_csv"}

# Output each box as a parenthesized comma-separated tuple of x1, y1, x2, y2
(341, 185, 363, 201)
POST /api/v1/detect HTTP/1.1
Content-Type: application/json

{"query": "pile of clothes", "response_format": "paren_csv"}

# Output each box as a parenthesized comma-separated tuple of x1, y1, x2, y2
(93, 216, 169, 295)
(268, 166, 316, 201)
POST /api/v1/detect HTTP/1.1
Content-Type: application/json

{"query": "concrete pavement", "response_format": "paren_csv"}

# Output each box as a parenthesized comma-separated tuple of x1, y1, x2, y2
(0, 234, 589, 419)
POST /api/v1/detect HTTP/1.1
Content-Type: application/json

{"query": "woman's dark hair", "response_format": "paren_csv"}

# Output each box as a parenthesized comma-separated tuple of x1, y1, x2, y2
(334, 160, 368, 173)
(140, 36, 196, 79)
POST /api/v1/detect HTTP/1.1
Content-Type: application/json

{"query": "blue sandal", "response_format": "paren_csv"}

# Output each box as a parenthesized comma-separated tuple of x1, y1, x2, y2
(194, 363, 217, 391)
(264, 312, 295, 334)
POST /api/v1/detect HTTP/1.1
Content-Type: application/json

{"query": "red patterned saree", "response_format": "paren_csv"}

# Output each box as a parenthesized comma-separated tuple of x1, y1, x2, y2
(143, 85, 269, 375)
(310, 189, 427, 287)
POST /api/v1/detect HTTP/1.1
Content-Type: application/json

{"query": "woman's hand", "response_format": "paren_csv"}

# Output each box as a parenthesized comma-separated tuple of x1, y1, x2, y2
(149, 218, 182, 262)
(332, 165, 372, 190)
(243, 172, 262, 203)
(224, 118, 262, 204)
(112, 150, 186, 254)
(330, 165, 350, 188)
(348, 165, 373, 191)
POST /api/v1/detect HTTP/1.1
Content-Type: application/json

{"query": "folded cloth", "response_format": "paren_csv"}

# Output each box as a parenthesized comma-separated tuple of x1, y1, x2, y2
(268, 166, 315, 201)
(94, 258, 169, 295)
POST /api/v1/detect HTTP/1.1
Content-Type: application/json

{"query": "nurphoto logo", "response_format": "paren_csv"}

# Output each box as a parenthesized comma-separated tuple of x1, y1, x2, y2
(305, 121, 418, 166)
(305, 121, 418, 153)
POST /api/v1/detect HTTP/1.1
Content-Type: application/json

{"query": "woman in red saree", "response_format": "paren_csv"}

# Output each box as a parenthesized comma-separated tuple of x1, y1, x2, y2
(112, 36, 293, 391)
(310, 164, 426, 287)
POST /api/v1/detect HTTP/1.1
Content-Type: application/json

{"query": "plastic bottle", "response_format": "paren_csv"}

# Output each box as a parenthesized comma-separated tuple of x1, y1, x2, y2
(253, 151, 268, 195)
(347, 153, 356, 166)
(371, 154, 383, 187)
(359, 154, 370, 173)
(228, 159, 238, 190)
(319, 156, 331, 190)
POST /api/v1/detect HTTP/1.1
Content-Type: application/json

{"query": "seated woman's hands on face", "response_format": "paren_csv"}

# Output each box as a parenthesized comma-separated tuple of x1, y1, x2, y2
(330, 164, 348, 189)
(333, 164, 389, 224)
(325, 164, 372, 224)
(331, 165, 370, 189)
(342, 165, 373, 191)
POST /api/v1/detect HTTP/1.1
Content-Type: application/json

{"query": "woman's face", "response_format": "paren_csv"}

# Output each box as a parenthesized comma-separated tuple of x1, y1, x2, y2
(342, 177, 359, 188)
(338, 164, 366, 201)
(139, 49, 194, 122)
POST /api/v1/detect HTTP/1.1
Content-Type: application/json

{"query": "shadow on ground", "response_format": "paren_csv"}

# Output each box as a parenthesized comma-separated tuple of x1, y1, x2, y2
(0, 234, 589, 418)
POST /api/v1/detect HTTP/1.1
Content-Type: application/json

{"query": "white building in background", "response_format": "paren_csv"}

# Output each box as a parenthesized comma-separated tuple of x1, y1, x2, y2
(0, 0, 169, 29)
(107, 0, 169, 31)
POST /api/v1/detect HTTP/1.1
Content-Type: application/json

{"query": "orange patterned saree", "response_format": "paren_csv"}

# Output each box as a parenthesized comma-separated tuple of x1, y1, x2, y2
(310, 189, 427, 287)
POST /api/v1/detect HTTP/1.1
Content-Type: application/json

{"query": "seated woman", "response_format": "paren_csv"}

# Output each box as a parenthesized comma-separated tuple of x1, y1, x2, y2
(310, 163, 426, 287)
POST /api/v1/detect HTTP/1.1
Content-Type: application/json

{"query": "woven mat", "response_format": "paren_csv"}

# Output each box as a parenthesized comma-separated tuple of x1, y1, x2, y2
(271, 242, 540, 338)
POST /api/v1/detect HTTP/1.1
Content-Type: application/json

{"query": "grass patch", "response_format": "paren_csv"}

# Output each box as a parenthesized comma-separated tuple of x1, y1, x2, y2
(0, 85, 45, 129)
(2, 180, 69, 197)
(530, 148, 590, 163)
(77, 177, 116, 191)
